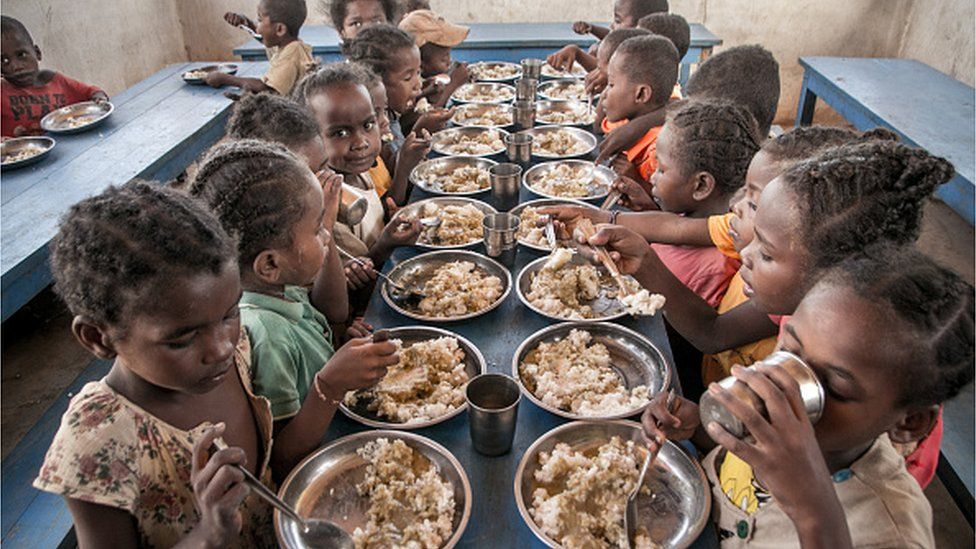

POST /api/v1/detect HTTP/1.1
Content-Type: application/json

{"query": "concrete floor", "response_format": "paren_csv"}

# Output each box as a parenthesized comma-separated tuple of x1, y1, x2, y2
(2, 197, 973, 544)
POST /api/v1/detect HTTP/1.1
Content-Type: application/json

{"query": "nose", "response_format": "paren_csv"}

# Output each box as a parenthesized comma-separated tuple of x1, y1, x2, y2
(202, 326, 235, 366)
(350, 130, 370, 151)
(740, 238, 756, 270)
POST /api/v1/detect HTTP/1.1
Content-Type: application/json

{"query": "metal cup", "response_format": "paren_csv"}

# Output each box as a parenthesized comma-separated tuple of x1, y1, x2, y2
(489, 163, 523, 211)
(521, 58, 544, 80)
(513, 100, 536, 130)
(338, 183, 368, 226)
(699, 351, 825, 439)
(514, 78, 538, 102)
(465, 373, 520, 456)
(504, 132, 534, 166)
(482, 213, 520, 267)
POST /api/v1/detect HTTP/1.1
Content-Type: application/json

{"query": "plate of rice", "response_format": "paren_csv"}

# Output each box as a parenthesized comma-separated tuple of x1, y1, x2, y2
(393, 197, 497, 249)
(450, 82, 517, 104)
(510, 198, 598, 252)
(523, 159, 613, 201)
(410, 156, 496, 196)
(431, 127, 509, 157)
(469, 61, 523, 82)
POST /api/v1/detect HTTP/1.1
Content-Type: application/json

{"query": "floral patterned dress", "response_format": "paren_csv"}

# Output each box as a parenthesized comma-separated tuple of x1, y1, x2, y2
(34, 337, 277, 548)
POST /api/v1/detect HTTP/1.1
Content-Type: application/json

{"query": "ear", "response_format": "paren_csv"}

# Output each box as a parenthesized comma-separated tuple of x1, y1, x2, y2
(691, 171, 717, 201)
(634, 83, 653, 105)
(71, 316, 117, 360)
(888, 405, 940, 445)
(252, 249, 284, 285)
(34, 45, 42, 62)
(274, 22, 288, 38)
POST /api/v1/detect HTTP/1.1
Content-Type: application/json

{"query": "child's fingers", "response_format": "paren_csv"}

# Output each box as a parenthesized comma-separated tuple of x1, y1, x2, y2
(731, 365, 798, 427)
(191, 423, 225, 471)
(216, 481, 250, 514)
(754, 364, 808, 422)
(706, 421, 760, 464)
(194, 447, 246, 497)
(706, 381, 776, 443)
(202, 464, 246, 506)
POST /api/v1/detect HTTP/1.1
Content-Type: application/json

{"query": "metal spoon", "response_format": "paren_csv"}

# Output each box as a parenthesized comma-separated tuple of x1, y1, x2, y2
(238, 24, 263, 42)
(623, 389, 677, 547)
(336, 247, 428, 305)
(420, 216, 442, 229)
(543, 215, 558, 249)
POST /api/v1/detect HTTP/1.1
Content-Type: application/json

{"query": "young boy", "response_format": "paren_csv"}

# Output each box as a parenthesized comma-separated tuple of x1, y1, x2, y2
(398, 9, 470, 108)
(572, 0, 669, 41)
(1, 16, 108, 137)
(214, 0, 314, 95)
(637, 12, 690, 61)
(598, 34, 678, 184)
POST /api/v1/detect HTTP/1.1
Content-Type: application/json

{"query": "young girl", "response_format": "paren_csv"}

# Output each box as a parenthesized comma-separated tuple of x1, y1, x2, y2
(643, 248, 973, 547)
(226, 91, 329, 172)
(188, 139, 399, 471)
(35, 181, 276, 546)
(328, 0, 397, 41)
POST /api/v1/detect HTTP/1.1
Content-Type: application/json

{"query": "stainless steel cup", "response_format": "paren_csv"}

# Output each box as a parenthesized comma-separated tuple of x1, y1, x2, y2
(699, 351, 825, 439)
(513, 100, 536, 130)
(489, 163, 523, 211)
(482, 213, 520, 267)
(514, 78, 538, 102)
(466, 373, 521, 456)
(338, 183, 368, 226)
(504, 132, 534, 166)
(521, 58, 544, 80)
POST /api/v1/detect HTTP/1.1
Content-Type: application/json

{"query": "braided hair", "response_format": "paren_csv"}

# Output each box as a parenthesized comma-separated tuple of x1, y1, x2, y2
(226, 92, 320, 148)
(342, 23, 417, 77)
(782, 140, 953, 270)
(292, 62, 367, 105)
(761, 126, 898, 170)
(665, 99, 762, 196)
(188, 139, 313, 271)
(685, 45, 780, 137)
(325, 0, 397, 32)
(49, 181, 236, 327)
(637, 13, 690, 59)
(820, 247, 974, 408)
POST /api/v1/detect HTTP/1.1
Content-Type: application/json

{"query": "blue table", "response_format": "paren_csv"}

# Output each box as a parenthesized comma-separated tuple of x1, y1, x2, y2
(324, 182, 718, 547)
(0, 61, 268, 322)
(796, 57, 975, 225)
(233, 22, 722, 85)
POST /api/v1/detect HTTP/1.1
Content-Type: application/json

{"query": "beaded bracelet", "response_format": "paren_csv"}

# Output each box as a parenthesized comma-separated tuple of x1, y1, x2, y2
(314, 374, 343, 406)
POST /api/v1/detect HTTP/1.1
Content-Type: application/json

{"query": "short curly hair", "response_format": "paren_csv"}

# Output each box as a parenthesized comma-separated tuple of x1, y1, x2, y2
(782, 140, 954, 270)
(685, 45, 780, 137)
(761, 126, 898, 170)
(49, 181, 237, 327)
(292, 62, 367, 105)
(613, 35, 679, 107)
(618, 0, 669, 21)
(637, 13, 690, 59)
(665, 99, 762, 196)
(598, 28, 651, 63)
(819, 247, 974, 408)
(264, 0, 308, 36)
(188, 139, 314, 271)
(326, 0, 397, 32)
(226, 92, 320, 148)
(341, 23, 416, 77)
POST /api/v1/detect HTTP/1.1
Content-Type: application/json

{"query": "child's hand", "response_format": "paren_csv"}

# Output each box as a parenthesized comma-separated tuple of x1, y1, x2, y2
(413, 108, 455, 134)
(641, 392, 699, 442)
(224, 12, 254, 30)
(573, 21, 593, 35)
(575, 224, 651, 275)
(397, 129, 432, 173)
(613, 175, 657, 211)
(317, 336, 399, 394)
(705, 364, 836, 522)
(610, 155, 643, 183)
(91, 91, 109, 104)
(378, 217, 421, 249)
(344, 257, 377, 290)
(343, 317, 373, 341)
(448, 62, 470, 88)
(536, 205, 611, 239)
(204, 71, 228, 89)
(584, 68, 607, 95)
(316, 168, 343, 230)
(546, 45, 579, 72)
(190, 424, 248, 547)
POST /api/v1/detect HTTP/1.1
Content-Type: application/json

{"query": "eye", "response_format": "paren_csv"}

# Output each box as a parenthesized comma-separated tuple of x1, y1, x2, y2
(364, 120, 375, 130)
(224, 306, 240, 322)
(332, 129, 350, 138)
(165, 334, 196, 349)
(759, 250, 772, 261)
(748, 201, 757, 211)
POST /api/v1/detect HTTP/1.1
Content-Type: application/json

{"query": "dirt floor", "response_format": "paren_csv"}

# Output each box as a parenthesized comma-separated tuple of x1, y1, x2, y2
(2, 197, 973, 544)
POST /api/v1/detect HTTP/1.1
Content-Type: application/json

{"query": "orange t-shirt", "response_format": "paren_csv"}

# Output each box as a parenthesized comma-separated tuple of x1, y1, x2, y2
(601, 117, 662, 181)
(707, 213, 740, 260)
(368, 156, 392, 198)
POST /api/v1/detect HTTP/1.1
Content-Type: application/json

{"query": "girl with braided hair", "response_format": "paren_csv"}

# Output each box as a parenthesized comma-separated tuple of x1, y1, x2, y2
(642, 247, 972, 547)
(188, 138, 400, 473)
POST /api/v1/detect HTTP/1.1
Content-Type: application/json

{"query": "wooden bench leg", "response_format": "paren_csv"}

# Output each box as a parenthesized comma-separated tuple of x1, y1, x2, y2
(796, 72, 818, 126)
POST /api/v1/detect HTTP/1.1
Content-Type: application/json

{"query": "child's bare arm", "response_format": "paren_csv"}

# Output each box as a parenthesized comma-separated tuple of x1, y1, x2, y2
(310, 171, 350, 323)
(204, 72, 273, 93)
(65, 499, 139, 549)
(388, 129, 431, 205)
(616, 210, 714, 247)
(595, 107, 668, 164)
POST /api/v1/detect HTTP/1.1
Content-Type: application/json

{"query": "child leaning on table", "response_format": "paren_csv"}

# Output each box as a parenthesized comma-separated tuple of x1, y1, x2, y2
(642, 248, 973, 547)
(213, 0, 314, 95)
(188, 139, 399, 470)
(0, 16, 108, 137)
(399, 9, 471, 109)
(35, 181, 283, 546)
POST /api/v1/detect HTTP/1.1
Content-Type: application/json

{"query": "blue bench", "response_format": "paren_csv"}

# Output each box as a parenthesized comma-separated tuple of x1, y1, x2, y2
(1, 61, 268, 322)
(796, 56, 975, 225)
(232, 22, 723, 86)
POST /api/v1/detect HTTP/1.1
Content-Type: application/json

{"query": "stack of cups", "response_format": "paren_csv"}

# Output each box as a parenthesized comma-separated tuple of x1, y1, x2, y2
(513, 100, 536, 130)
(515, 77, 537, 102)
(504, 133, 534, 167)
(521, 58, 544, 80)
(489, 163, 523, 211)
(482, 213, 520, 267)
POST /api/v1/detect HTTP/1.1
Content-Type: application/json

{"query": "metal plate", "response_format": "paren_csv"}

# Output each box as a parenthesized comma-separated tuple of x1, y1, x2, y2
(410, 156, 497, 196)
(277, 430, 472, 549)
(535, 100, 596, 127)
(541, 62, 588, 79)
(469, 61, 523, 82)
(512, 321, 671, 420)
(392, 197, 497, 249)
(430, 127, 510, 158)
(181, 63, 239, 84)
(40, 101, 113, 134)
(450, 103, 514, 128)
(450, 82, 516, 104)
(382, 250, 512, 322)
(520, 126, 597, 159)
(522, 159, 612, 201)
(514, 420, 711, 549)
(340, 326, 486, 429)
(0, 136, 55, 170)
(537, 78, 588, 102)
(509, 198, 597, 252)
(516, 253, 628, 322)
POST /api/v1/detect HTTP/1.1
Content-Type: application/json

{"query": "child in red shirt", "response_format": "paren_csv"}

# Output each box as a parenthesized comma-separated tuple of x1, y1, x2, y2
(1, 16, 107, 137)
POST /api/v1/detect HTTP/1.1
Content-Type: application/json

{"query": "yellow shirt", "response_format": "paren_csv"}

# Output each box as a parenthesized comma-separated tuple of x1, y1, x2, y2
(263, 40, 314, 95)
(368, 156, 393, 198)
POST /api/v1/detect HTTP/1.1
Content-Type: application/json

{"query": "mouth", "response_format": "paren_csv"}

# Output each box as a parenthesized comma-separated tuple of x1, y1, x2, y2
(740, 272, 755, 297)
(4, 71, 34, 84)
(208, 359, 234, 384)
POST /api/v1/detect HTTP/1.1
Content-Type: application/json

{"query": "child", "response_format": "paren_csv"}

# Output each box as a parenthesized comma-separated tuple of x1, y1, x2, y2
(215, 0, 313, 95)
(225, 91, 328, 172)
(188, 139, 399, 467)
(35, 181, 277, 546)
(399, 0, 431, 19)
(328, 0, 398, 41)
(572, 0, 669, 41)
(399, 9, 471, 108)
(643, 248, 973, 547)
(1, 16, 108, 137)
(637, 13, 690, 61)
(548, 27, 649, 96)
(598, 35, 679, 184)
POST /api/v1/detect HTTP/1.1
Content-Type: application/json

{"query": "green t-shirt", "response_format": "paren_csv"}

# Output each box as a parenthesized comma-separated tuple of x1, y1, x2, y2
(240, 286, 335, 419)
